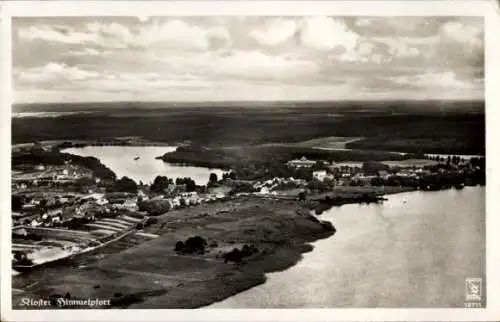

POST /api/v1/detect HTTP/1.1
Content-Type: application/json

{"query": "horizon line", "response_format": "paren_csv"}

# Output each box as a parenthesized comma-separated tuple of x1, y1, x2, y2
(12, 99, 486, 106)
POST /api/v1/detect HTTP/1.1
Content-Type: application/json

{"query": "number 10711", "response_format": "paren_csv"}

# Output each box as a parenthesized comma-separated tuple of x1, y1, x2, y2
(464, 302, 482, 308)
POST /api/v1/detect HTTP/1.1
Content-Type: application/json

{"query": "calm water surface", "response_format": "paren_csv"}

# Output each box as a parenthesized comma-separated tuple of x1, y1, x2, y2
(62, 146, 227, 185)
(209, 187, 485, 308)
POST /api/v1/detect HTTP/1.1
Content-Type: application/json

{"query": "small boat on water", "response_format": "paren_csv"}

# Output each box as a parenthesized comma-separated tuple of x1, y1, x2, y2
(134, 156, 140, 161)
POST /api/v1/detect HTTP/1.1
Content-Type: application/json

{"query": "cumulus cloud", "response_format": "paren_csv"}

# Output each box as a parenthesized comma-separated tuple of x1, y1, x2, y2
(17, 25, 101, 45)
(371, 37, 425, 59)
(16, 62, 99, 83)
(440, 21, 483, 48)
(16, 19, 232, 51)
(137, 16, 150, 23)
(353, 17, 443, 37)
(137, 19, 231, 50)
(338, 39, 394, 64)
(12, 16, 484, 102)
(250, 18, 298, 46)
(198, 50, 319, 82)
(299, 17, 360, 52)
(382, 70, 484, 100)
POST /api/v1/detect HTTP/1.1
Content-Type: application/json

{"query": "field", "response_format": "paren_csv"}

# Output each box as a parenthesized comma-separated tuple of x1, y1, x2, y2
(293, 136, 362, 149)
(12, 100, 485, 155)
(258, 136, 362, 149)
(332, 159, 440, 169)
(381, 159, 439, 168)
(17, 227, 94, 241)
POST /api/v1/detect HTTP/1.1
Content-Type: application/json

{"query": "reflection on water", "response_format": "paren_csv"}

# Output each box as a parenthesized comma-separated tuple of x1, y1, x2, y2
(209, 187, 485, 308)
(62, 146, 227, 185)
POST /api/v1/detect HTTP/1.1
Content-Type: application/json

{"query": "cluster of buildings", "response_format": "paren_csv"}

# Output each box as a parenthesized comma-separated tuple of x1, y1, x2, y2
(14, 180, 233, 231)
(252, 177, 307, 194)
(286, 156, 318, 168)
(283, 156, 481, 189)
(143, 189, 228, 211)
(312, 170, 334, 182)
(11, 190, 148, 270)
(12, 163, 96, 191)
(15, 193, 109, 228)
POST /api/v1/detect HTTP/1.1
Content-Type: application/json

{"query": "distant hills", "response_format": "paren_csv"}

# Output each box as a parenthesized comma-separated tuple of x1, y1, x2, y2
(12, 100, 485, 114)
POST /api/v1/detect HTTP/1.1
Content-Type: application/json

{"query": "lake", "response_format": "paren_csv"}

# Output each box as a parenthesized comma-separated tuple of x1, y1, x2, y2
(62, 146, 227, 186)
(209, 187, 486, 308)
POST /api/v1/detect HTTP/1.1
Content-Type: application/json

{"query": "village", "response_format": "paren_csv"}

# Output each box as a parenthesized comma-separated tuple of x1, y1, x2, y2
(11, 150, 485, 272)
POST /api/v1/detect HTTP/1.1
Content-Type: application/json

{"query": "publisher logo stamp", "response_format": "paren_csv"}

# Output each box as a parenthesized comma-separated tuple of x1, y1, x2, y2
(464, 277, 482, 307)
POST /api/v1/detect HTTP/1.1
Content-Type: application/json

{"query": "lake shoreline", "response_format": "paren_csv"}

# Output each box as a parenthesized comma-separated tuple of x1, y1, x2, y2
(11, 141, 484, 309)
(13, 187, 428, 309)
(127, 196, 337, 309)
(207, 187, 486, 308)
(11, 183, 483, 309)
(304, 186, 417, 215)
(59, 145, 228, 186)
(130, 241, 325, 309)
(12, 196, 336, 309)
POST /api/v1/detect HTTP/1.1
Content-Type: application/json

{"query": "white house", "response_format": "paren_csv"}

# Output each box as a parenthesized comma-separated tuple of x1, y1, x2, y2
(287, 156, 317, 168)
(352, 173, 367, 181)
(396, 170, 417, 178)
(121, 198, 137, 209)
(95, 198, 109, 206)
(172, 197, 181, 207)
(313, 170, 328, 181)
(188, 195, 200, 205)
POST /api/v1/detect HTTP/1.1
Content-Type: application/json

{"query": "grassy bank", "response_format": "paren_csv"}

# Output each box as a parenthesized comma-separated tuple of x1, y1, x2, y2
(305, 186, 417, 214)
(12, 196, 335, 309)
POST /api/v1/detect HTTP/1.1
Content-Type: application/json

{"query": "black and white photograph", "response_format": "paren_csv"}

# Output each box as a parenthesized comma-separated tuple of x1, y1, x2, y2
(1, 1, 499, 321)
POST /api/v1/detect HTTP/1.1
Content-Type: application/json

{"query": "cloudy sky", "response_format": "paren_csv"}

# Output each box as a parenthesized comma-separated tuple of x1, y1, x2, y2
(12, 16, 484, 103)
